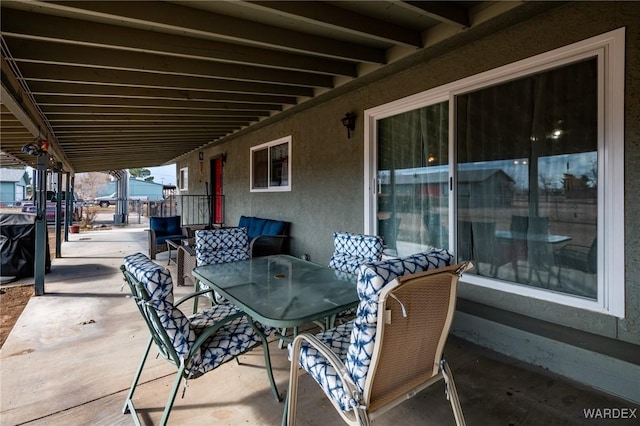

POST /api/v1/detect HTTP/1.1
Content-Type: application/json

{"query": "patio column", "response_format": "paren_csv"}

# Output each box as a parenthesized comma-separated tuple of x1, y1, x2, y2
(34, 152, 48, 296)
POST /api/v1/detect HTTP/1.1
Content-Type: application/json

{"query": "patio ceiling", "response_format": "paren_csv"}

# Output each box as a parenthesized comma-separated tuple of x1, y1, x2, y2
(1, 0, 537, 174)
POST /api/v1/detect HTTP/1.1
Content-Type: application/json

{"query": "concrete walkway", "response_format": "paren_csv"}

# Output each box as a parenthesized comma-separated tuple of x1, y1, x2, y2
(1, 225, 637, 425)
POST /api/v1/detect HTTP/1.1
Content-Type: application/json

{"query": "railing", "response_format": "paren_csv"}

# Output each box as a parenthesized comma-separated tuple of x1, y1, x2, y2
(101, 195, 222, 226)
(175, 195, 223, 227)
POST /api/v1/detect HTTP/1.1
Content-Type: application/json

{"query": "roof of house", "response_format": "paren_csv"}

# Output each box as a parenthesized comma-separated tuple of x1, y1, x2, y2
(0, 168, 29, 184)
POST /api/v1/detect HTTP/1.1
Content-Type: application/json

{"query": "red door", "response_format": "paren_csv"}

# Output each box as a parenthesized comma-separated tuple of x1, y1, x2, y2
(211, 157, 224, 225)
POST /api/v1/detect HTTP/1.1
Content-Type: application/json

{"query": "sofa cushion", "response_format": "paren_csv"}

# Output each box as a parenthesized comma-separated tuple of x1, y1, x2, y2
(263, 219, 286, 236)
(246, 217, 267, 240)
(238, 215, 287, 240)
(238, 215, 251, 229)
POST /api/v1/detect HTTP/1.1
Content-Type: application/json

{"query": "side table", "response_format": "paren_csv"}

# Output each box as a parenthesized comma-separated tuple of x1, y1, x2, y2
(177, 245, 197, 287)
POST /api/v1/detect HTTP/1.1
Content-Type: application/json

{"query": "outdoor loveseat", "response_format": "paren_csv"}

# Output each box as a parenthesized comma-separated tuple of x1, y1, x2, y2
(176, 215, 290, 287)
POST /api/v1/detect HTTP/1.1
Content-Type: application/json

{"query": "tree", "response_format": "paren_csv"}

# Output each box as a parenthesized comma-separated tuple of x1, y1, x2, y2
(129, 168, 154, 182)
(75, 172, 110, 200)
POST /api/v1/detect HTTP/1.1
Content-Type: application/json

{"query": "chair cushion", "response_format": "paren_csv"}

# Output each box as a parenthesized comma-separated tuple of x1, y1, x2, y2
(188, 303, 242, 329)
(329, 232, 384, 274)
(329, 254, 371, 275)
(295, 322, 355, 411)
(123, 253, 198, 363)
(195, 228, 250, 266)
(150, 216, 182, 237)
(192, 316, 276, 377)
(344, 248, 454, 394)
(124, 252, 174, 304)
(292, 249, 454, 412)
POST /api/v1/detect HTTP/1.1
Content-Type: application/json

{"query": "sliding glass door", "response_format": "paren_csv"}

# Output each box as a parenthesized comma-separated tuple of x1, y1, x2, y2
(366, 29, 625, 316)
(376, 102, 449, 256)
(455, 58, 598, 298)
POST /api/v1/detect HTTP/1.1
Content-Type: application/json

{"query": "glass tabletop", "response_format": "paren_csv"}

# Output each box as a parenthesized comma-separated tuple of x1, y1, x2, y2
(192, 255, 359, 327)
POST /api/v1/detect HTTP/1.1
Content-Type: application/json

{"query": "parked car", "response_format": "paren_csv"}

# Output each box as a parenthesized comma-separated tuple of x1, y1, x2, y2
(21, 203, 65, 223)
(21, 191, 83, 221)
(94, 192, 117, 208)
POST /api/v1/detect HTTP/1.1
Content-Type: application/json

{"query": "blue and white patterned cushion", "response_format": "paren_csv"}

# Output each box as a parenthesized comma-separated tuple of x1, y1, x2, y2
(124, 252, 276, 377)
(194, 317, 275, 377)
(124, 253, 198, 363)
(295, 248, 454, 411)
(195, 228, 250, 266)
(124, 252, 172, 302)
(295, 322, 355, 410)
(189, 303, 241, 329)
(328, 232, 383, 275)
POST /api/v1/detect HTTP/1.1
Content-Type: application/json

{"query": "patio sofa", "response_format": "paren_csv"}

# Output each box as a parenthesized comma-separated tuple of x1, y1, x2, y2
(238, 215, 289, 257)
(176, 215, 289, 286)
(147, 216, 187, 260)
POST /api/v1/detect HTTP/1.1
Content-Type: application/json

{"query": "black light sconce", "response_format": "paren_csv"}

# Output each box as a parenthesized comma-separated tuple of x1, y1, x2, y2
(341, 113, 356, 139)
(21, 139, 48, 156)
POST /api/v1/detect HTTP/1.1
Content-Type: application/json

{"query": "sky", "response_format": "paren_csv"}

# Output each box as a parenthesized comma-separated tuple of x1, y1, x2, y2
(25, 164, 177, 186)
(147, 164, 176, 186)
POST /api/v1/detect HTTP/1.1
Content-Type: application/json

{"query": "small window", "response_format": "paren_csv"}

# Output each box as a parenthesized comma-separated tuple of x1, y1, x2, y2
(251, 136, 291, 192)
(179, 167, 188, 191)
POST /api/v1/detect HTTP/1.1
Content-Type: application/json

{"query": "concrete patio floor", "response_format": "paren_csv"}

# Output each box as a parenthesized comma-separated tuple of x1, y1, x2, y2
(1, 223, 638, 425)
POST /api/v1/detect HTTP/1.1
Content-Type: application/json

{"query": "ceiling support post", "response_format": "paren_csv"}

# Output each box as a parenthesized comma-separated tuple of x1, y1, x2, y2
(34, 152, 48, 296)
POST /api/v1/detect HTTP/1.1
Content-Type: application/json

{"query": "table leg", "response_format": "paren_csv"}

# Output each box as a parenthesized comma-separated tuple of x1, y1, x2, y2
(248, 317, 281, 402)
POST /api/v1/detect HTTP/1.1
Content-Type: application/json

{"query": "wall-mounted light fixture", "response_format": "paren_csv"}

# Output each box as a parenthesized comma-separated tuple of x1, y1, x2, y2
(21, 139, 48, 156)
(341, 113, 356, 139)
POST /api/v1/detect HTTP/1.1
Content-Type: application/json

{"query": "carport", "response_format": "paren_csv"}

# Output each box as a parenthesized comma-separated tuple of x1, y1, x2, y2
(0, 0, 545, 293)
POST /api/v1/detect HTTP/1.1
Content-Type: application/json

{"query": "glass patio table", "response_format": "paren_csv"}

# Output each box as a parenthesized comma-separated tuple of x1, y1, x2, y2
(192, 254, 359, 329)
(192, 254, 359, 401)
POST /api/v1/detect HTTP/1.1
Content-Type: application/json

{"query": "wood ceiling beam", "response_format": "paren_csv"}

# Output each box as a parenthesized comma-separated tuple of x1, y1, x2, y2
(17, 63, 315, 97)
(40, 106, 268, 118)
(1, 8, 358, 77)
(245, 1, 422, 47)
(400, 1, 470, 28)
(34, 95, 282, 112)
(28, 82, 297, 105)
(7, 38, 334, 88)
(7, 0, 386, 63)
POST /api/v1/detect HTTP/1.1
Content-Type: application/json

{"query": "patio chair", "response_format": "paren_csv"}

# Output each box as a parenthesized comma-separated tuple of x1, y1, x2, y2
(328, 231, 384, 322)
(328, 231, 384, 275)
(554, 237, 597, 279)
(121, 253, 278, 426)
(148, 216, 186, 260)
(192, 227, 251, 311)
(286, 249, 470, 426)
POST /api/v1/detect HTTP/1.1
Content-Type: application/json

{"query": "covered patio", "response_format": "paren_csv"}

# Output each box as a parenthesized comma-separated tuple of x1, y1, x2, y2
(1, 224, 635, 425)
(1, 1, 639, 421)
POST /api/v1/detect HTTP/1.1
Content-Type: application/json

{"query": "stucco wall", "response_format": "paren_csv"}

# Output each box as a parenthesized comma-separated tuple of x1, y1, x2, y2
(179, 2, 639, 346)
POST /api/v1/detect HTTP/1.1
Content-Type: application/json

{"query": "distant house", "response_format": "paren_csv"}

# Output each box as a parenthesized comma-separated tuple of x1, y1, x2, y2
(0, 168, 30, 206)
(97, 178, 164, 201)
(378, 166, 515, 208)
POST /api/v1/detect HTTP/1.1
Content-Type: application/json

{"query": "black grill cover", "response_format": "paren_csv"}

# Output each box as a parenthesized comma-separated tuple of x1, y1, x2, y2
(1, 213, 51, 279)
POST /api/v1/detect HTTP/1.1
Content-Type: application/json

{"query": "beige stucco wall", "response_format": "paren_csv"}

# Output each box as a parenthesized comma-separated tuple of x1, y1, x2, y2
(178, 2, 639, 346)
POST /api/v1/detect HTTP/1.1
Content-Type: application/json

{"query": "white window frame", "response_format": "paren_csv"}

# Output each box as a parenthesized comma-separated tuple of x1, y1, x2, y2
(364, 28, 625, 317)
(179, 167, 188, 191)
(250, 135, 292, 192)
